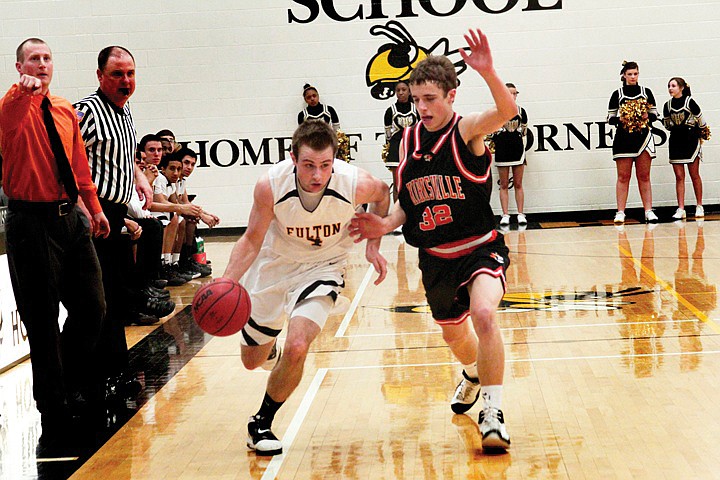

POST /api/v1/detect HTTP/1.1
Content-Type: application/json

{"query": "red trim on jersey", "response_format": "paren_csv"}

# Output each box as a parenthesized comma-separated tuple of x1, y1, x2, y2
(460, 266, 507, 292)
(424, 230, 497, 259)
(435, 311, 470, 326)
(451, 133, 491, 183)
(396, 127, 413, 194)
(411, 113, 460, 161)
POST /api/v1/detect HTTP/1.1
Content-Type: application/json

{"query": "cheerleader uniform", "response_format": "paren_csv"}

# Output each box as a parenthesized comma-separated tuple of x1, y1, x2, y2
(297, 103, 340, 130)
(663, 96, 705, 164)
(490, 105, 528, 166)
(607, 85, 659, 160)
(383, 101, 420, 168)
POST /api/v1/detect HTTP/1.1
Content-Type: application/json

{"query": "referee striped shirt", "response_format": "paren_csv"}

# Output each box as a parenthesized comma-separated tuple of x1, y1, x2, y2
(74, 89, 136, 205)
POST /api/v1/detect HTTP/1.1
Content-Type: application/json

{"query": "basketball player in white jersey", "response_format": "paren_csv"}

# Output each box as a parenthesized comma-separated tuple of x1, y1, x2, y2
(223, 119, 390, 456)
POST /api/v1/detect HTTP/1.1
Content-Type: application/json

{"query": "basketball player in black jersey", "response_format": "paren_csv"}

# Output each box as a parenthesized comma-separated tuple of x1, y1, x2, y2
(350, 28, 516, 451)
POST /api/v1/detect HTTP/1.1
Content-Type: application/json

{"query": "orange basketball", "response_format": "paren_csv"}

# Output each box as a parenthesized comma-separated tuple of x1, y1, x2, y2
(192, 278, 251, 336)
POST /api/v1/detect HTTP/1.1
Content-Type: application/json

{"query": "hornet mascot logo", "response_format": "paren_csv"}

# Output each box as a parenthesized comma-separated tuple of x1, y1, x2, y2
(366, 21, 468, 100)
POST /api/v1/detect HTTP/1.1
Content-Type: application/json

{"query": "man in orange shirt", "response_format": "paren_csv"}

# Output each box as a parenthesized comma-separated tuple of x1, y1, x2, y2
(0, 38, 110, 450)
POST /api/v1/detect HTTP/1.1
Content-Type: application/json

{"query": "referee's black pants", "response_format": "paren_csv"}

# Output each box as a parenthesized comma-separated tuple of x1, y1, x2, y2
(5, 204, 105, 417)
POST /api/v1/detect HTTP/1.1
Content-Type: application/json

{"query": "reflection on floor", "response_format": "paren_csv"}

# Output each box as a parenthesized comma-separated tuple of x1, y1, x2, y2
(0, 307, 209, 480)
(3, 219, 720, 479)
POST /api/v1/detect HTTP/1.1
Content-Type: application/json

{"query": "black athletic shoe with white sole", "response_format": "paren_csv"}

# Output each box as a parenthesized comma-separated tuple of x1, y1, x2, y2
(247, 415, 283, 456)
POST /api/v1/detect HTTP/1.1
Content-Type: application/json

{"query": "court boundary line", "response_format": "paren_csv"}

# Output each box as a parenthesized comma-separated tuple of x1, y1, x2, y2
(261, 368, 327, 480)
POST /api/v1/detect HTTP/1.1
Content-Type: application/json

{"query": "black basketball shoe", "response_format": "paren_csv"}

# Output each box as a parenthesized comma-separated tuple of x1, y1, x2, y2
(247, 415, 282, 456)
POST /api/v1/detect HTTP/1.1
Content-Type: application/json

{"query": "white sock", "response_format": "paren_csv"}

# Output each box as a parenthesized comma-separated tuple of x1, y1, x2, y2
(481, 385, 503, 410)
(462, 362, 478, 380)
(162, 253, 171, 264)
(172, 253, 180, 264)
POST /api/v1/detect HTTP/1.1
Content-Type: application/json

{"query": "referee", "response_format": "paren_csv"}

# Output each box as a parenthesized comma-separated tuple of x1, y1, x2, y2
(75, 46, 171, 400)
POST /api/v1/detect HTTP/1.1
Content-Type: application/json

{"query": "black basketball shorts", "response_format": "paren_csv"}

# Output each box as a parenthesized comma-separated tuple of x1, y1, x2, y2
(418, 236, 509, 324)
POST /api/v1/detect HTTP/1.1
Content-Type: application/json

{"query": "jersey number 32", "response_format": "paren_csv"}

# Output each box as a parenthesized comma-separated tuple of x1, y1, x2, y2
(419, 204, 453, 231)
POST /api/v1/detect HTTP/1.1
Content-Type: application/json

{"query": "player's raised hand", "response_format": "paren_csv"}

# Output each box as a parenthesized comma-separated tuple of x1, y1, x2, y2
(459, 28, 494, 77)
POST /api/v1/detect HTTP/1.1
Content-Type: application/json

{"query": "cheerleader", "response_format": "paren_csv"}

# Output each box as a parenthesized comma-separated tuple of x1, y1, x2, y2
(298, 84, 340, 131)
(490, 83, 528, 226)
(383, 80, 419, 202)
(607, 61, 659, 224)
(663, 77, 706, 220)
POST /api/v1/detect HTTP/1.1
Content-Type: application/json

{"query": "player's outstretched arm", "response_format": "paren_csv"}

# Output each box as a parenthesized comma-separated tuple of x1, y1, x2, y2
(350, 201, 406, 242)
(458, 28, 517, 146)
(355, 169, 390, 284)
(223, 175, 274, 282)
(356, 169, 390, 218)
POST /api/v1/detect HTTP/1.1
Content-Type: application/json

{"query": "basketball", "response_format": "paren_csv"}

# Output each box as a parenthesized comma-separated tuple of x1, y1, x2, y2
(192, 278, 251, 336)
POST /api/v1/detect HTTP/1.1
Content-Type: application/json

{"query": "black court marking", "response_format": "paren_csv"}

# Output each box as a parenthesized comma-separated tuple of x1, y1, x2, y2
(33, 306, 211, 480)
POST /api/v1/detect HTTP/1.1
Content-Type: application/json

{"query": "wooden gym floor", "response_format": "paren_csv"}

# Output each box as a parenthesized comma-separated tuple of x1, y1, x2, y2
(2, 219, 720, 479)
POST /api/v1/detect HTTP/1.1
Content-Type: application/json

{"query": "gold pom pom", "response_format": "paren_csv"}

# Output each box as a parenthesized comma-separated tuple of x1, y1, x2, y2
(484, 135, 496, 154)
(381, 142, 390, 163)
(698, 125, 711, 143)
(618, 98, 652, 133)
(336, 130, 350, 162)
